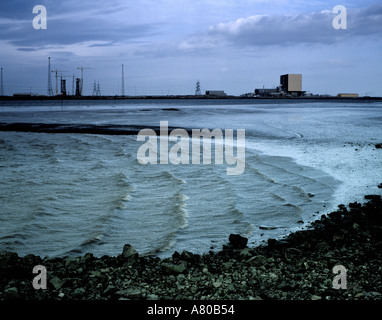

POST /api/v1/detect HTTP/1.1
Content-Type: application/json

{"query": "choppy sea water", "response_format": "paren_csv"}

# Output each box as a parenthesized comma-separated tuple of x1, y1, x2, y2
(0, 99, 381, 258)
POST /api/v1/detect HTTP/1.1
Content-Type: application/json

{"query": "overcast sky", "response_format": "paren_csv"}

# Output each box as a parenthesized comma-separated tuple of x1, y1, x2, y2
(0, 0, 381, 96)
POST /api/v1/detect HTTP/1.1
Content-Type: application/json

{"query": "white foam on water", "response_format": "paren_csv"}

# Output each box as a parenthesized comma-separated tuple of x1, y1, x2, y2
(246, 139, 382, 214)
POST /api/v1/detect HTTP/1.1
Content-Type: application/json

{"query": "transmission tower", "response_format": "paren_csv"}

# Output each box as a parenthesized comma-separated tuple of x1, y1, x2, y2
(47, 57, 53, 96)
(121, 64, 125, 96)
(93, 81, 102, 96)
(0, 68, 4, 96)
(195, 80, 201, 95)
(92, 80, 97, 96)
(97, 81, 101, 96)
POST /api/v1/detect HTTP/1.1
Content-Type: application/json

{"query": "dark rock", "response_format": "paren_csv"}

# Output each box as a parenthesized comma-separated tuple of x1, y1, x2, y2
(267, 238, 277, 247)
(240, 248, 254, 258)
(83, 253, 94, 262)
(65, 257, 79, 271)
(180, 250, 197, 263)
(375, 143, 382, 149)
(364, 195, 381, 200)
(172, 251, 181, 259)
(0, 251, 27, 281)
(50, 277, 64, 290)
(247, 255, 267, 267)
(349, 202, 361, 208)
(120, 244, 138, 264)
(0, 197, 381, 301)
(259, 225, 277, 230)
(103, 285, 117, 296)
(22, 254, 41, 266)
(116, 287, 142, 299)
(162, 261, 187, 275)
(228, 234, 248, 249)
(4, 287, 18, 300)
(378, 183, 382, 189)
(73, 287, 86, 297)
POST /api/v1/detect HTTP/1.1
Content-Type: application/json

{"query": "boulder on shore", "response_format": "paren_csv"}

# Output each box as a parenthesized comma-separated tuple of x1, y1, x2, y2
(228, 234, 248, 249)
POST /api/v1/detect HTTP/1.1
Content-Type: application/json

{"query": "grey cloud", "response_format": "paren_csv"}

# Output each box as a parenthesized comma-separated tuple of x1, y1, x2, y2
(196, 4, 382, 48)
(4, 18, 158, 49)
(1, 1, 160, 49)
(0, 1, 37, 20)
(16, 47, 38, 52)
(88, 42, 116, 48)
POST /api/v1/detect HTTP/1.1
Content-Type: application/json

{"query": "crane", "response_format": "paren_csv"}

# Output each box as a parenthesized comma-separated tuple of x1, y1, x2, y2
(76, 66, 94, 96)
(51, 70, 68, 96)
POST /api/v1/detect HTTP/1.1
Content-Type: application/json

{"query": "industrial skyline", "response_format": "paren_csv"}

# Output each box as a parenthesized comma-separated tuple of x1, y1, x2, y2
(0, 1, 381, 97)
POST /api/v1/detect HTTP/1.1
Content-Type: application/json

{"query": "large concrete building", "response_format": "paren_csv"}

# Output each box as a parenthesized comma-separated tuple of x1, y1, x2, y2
(280, 74, 302, 95)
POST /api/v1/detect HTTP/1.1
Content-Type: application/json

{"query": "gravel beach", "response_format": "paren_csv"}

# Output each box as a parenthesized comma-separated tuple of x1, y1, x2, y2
(0, 195, 381, 301)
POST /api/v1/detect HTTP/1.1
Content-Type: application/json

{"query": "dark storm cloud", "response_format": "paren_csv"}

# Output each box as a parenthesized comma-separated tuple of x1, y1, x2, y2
(0, 1, 159, 49)
(0, 0, 37, 19)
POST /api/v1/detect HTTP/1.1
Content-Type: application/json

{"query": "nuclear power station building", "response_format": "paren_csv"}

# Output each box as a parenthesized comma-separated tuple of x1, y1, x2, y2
(280, 74, 302, 96)
(254, 74, 303, 97)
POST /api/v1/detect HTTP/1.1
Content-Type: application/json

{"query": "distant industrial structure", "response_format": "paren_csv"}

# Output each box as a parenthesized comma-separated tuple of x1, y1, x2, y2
(1, 58, 370, 99)
(0, 67, 4, 96)
(254, 74, 303, 97)
(51, 69, 63, 95)
(195, 80, 202, 96)
(280, 74, 302, 96)
(75, 78, 81, 96)
(254, 87, 280, 97)
(337, 93, 359, 98)
(93, 81, 101, 96)
(121, 64, 125, 96)
(47, 57, 53, 96)
(205, 90, 227, 97)
(60, 78, 67, 96)
(77, 66, 94, 96)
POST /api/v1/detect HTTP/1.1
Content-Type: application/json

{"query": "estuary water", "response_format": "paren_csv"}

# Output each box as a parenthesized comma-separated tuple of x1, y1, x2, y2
(0, 99, 381, 258)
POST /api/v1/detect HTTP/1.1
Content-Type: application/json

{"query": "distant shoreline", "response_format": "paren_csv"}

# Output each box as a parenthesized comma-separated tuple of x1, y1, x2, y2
(0, 95, 382, 102)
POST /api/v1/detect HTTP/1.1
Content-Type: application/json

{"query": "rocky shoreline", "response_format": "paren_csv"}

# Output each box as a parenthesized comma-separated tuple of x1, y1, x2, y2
(1, 196, 381, 301)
